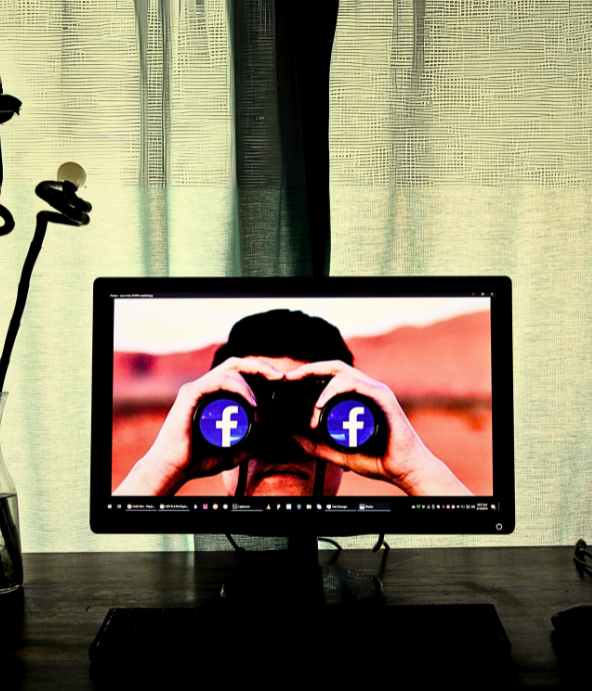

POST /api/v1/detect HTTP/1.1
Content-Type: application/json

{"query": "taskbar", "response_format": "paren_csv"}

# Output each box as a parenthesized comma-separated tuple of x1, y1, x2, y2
(106, 498, 502, 514)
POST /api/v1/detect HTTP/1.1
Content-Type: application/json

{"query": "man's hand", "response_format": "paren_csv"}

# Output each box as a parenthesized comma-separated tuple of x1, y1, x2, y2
(285, 361, 473, 497)
(113, 357, 285, 496)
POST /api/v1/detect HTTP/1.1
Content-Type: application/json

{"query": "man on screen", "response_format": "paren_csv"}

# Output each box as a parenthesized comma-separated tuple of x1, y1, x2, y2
(114, 309, 472, 497)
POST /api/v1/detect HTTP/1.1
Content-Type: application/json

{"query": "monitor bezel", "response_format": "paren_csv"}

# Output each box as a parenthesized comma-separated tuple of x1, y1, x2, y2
(90, 276, 515, 537)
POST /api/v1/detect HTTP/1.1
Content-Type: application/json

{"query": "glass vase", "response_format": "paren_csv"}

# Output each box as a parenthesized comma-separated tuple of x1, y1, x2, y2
(0, 392, 23, 593)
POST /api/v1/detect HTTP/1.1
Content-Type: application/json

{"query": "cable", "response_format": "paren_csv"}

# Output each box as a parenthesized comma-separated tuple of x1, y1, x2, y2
(573, 539, 592, 572)
(234, 461, 248, 497)
(225, 534, 246, 552)
(372, 534, 390, 552)
(318, 537, 342, 552)
(312, 459, 327, 496)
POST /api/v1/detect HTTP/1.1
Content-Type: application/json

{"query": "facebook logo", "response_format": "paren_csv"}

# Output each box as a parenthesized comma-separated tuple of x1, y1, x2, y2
(326, 399, 375, 449)
(199, 399, 250, 448)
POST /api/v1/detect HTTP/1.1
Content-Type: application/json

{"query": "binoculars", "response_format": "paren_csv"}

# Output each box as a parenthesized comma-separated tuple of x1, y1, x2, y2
(193, 375, 384, 455)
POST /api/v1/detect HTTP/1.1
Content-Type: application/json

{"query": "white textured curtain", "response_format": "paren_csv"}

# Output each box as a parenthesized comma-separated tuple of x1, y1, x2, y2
(0, 0, 591, 551)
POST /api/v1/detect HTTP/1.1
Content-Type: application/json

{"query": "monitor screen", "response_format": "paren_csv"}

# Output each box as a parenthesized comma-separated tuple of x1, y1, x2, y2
(90, 276, 514, 537)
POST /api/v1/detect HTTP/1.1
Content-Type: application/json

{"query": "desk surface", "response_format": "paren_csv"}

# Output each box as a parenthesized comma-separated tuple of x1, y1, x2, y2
(0, 546, 590, 688)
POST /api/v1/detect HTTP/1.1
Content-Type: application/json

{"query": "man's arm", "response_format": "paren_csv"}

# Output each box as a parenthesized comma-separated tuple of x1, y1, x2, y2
(285, 360, 473, 497)
(113, 358, 284, 496)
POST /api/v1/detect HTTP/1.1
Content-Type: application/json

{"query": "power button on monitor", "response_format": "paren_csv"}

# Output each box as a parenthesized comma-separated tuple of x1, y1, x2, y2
(496, 523, 503, 531)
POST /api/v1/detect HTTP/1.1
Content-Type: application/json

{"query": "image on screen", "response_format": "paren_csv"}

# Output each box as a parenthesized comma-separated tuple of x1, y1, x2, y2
(111, 295, 493, 499)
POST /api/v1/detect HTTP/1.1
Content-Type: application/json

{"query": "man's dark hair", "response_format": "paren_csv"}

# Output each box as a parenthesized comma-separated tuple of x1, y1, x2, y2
(211, 309, 353, 368)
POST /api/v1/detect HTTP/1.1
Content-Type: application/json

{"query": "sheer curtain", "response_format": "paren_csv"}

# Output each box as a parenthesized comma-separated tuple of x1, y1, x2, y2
(0, 0, 590, 551)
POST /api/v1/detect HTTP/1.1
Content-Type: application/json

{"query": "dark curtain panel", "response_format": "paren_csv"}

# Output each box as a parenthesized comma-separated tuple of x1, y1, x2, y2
(233, 0, 339, 277)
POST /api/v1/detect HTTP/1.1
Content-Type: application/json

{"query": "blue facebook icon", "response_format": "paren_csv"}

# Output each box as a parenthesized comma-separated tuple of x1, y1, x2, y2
(199, 399, 250, 448)
(326, 399, 375, 449)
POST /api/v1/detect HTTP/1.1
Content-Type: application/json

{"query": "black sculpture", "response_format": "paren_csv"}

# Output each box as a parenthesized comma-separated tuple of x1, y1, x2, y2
(0, 163, 92, 392)
(0, 76, 21, 237)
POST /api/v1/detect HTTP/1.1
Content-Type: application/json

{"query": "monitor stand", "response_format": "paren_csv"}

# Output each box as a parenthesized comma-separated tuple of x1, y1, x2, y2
(216, 535, 511, 680)
(89, 540, 512, 683)
(219, 533, 385, 610)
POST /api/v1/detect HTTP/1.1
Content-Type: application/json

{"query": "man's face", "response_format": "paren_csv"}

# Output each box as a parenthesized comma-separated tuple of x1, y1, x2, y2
(221, 356, 344, 496)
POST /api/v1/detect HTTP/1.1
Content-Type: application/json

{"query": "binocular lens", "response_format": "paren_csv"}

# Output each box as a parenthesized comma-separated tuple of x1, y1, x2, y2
(198, 398, 251, 448)
(324, 399, 376, 450)
(194, 384, 382, 455)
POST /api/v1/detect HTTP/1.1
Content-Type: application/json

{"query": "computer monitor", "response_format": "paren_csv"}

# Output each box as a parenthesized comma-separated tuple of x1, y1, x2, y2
(90, 276, 515, 544)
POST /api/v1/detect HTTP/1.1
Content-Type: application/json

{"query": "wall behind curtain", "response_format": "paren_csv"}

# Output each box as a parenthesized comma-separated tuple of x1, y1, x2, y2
(0, 0, 590, 551)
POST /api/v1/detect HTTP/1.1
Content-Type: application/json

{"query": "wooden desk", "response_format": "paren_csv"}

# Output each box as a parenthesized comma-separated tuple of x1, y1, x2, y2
(0, 547, 590, 688)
